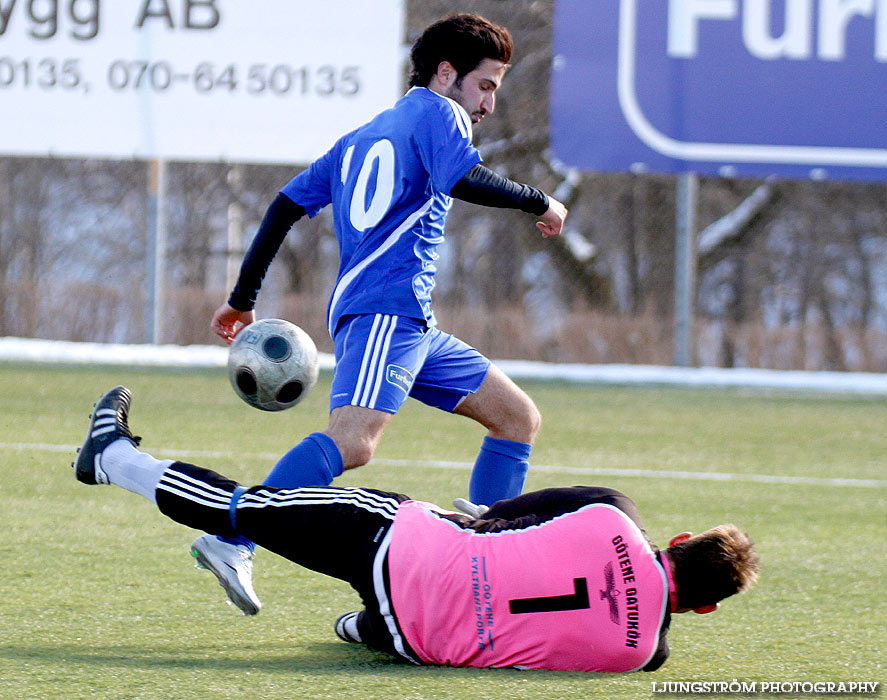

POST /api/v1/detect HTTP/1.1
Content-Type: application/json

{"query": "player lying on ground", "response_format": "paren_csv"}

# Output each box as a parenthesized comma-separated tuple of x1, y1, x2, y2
(73, 387, 759, 673)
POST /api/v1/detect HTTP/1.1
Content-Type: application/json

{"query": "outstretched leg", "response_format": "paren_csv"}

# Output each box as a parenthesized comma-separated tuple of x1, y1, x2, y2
(73, 387, 411, 655)
(159, 463, 405, 582)
(162, 462, 412, 656)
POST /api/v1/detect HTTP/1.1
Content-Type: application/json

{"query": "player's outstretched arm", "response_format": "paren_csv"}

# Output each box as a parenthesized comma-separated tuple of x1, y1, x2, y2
(218, 193, 306, 337)
(211, 302, 256, 344)
(450, 164, 568, 238)
(536, 196, 568, 238)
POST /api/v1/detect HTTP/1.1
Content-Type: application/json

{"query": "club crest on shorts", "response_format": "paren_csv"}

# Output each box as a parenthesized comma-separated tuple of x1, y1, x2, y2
(386, 364, 414, 393)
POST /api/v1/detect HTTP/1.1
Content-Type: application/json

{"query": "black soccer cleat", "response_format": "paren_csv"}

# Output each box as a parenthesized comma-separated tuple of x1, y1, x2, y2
(73, 385, 140, 485)
(334, 611, 364, 644)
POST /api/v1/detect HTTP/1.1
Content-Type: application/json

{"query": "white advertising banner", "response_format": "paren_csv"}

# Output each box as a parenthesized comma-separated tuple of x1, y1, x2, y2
(0, 0, 405, 164)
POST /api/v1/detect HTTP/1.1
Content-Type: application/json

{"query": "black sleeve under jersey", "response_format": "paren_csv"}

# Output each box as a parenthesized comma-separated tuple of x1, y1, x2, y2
(227, 193, 306, 311)
(449, 163, 549, 216)
(482, 486, 643, 528)
(643, 592, 672, 671)
(471, 486, 656, 552)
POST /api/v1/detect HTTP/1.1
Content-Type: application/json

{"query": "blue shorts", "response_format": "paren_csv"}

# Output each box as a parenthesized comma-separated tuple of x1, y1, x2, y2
(330, 314, 491, 414)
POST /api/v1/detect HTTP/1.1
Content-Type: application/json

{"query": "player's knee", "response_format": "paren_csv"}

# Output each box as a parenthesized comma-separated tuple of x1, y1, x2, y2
(324, 406, 390, 470)
(531, 403, 543, 436)
(494, 396, 541, 443)
(339, 438, 377, 470)
(522, 401, 542, 442)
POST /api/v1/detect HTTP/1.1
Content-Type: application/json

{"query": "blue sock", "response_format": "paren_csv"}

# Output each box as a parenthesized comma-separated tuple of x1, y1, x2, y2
(219, 433, 344, 552)
(468, 436, 532, 506)
(262, 432, 345, 488)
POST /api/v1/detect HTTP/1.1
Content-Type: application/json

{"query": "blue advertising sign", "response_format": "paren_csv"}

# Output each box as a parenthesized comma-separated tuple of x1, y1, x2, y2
(551, 0, 887, 180)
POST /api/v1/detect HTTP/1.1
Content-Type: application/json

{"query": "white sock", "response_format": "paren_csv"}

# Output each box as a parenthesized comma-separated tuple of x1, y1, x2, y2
(101, 439, 173, 504)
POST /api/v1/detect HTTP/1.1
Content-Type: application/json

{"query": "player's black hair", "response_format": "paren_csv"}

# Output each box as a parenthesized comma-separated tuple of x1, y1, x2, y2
(409, 13, 513, 87)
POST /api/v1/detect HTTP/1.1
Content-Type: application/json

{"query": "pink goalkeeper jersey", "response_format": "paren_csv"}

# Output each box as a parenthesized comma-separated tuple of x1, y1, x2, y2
(387, 501, 669, 672)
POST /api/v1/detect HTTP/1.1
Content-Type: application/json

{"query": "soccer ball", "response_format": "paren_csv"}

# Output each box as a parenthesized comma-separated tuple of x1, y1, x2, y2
(227, 319, 319, 411)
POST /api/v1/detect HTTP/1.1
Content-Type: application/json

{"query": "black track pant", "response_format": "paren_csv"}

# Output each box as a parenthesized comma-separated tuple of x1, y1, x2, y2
(154, 461, 414, 660)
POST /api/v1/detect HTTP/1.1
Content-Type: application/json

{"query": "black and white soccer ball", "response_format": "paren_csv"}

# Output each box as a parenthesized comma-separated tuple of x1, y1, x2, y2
(227, 318, 319, 411)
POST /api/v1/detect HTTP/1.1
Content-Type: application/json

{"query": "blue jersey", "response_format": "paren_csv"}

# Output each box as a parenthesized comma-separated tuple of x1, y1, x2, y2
(281, 87, 482, 336)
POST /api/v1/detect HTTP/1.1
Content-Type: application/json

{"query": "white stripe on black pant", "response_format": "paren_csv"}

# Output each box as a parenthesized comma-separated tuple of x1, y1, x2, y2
(154, 461, 419, 663)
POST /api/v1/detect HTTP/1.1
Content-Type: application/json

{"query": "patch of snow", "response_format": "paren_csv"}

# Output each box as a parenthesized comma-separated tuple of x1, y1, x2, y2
(2, 337, 886, 396)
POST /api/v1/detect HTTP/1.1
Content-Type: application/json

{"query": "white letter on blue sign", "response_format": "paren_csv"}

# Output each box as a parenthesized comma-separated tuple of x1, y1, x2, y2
(668, 0, 738, 57)
(820, 0, 887, 61)
(743, 0, 813, 59)
(819, 0, 877, 60)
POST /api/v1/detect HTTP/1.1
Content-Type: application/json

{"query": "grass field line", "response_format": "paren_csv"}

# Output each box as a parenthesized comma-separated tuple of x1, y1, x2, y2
(6, 441, 886, 488)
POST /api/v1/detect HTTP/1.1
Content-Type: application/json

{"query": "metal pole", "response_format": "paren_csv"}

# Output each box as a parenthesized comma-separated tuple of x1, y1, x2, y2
(146, 159, 168, 345)
(674, 171, 698, 367)
(226, 164, 244, 290)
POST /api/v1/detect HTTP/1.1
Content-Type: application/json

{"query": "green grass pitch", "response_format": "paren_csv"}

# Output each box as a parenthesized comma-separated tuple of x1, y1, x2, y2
(0, 363, 884, 699)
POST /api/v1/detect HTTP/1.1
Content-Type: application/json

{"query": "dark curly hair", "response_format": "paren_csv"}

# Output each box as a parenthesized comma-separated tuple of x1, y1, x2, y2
(408, 13, 513, 87)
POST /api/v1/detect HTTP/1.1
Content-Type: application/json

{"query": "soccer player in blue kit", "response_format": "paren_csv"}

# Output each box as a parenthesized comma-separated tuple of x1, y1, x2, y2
(191, 13, 569, 615)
